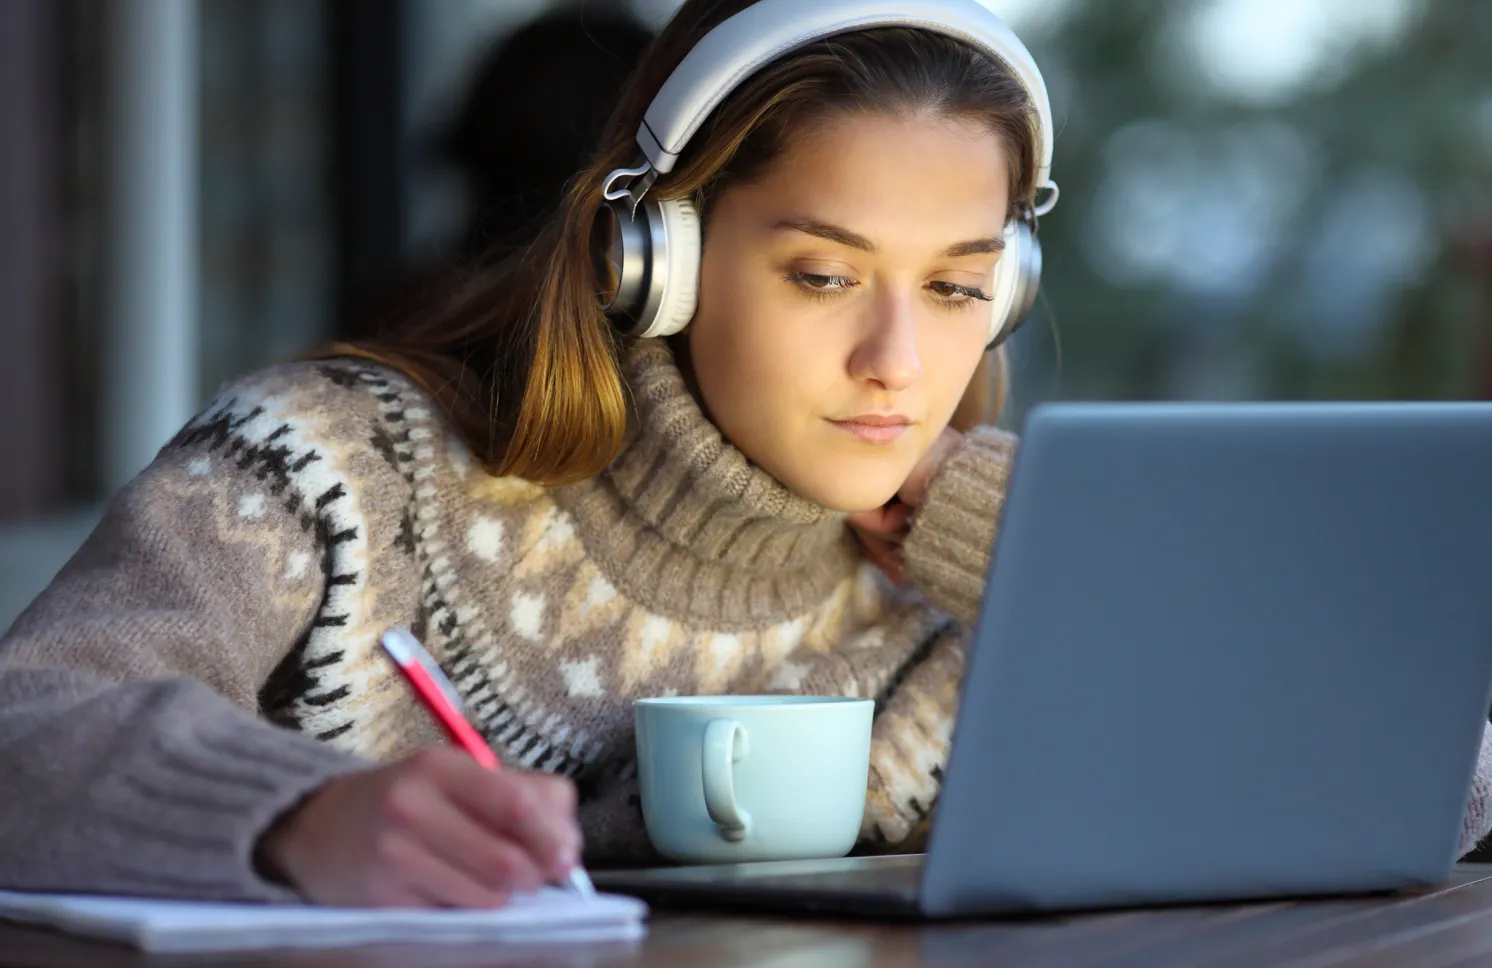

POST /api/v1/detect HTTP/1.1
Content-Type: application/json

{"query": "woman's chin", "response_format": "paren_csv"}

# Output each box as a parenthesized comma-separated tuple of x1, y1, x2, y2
(783, 469, 905, 514)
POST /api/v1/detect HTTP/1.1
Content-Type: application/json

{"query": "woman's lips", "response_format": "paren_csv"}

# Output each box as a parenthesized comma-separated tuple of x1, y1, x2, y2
(829, 416, 912, 445)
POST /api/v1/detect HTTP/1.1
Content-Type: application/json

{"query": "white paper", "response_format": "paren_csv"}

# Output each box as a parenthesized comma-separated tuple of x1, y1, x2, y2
(0, 888, 648, 953)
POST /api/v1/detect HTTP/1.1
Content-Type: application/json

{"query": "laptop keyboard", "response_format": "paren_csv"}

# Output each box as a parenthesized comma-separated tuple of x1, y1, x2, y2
(601, 853, 926, 895)
(738, 860, 925, 895)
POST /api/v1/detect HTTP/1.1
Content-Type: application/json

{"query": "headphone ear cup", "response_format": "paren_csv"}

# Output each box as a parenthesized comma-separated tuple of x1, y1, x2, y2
(635, 196, 701, 339)
(985, 219, 1042, 348)
(593, 195, 659, 337)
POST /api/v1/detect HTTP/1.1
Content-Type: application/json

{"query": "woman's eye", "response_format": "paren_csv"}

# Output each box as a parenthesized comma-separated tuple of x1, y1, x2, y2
(787, 272, 855, 292)
(929, 281, 994, 303)
(784, 273, 992, 306)
(785, 272, 858, 299)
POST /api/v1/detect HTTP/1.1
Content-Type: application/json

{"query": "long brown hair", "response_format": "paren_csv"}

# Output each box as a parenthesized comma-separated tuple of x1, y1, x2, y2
(317, 0, 1039, 485)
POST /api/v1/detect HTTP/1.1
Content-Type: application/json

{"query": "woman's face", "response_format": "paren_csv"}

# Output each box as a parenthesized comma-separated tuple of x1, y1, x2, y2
(685, 110, 1011, 512)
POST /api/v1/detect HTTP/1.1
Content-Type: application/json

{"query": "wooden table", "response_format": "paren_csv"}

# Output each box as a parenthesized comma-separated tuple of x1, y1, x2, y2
(7, 866, 1492, 967)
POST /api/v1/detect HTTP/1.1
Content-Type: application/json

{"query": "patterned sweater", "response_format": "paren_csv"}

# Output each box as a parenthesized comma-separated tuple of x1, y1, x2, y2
(0, 340, 1011, 901)
(1, 339, 1489, 903)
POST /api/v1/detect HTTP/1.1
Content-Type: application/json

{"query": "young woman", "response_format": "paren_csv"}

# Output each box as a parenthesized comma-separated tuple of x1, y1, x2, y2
(2, 0, 1488, 910)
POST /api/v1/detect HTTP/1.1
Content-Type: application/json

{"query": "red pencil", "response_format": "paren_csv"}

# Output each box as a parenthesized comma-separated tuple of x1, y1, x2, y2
(380, 625, 498, 769)
(378, 625, 595, 896)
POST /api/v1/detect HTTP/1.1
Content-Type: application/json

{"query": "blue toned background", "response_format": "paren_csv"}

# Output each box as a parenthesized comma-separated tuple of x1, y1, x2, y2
(1, 0, 1488, 629)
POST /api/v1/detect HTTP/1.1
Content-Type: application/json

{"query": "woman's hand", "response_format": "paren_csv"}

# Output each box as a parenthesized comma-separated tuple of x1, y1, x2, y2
(847, 426, 964, 585)
(257, 747, 582, 908)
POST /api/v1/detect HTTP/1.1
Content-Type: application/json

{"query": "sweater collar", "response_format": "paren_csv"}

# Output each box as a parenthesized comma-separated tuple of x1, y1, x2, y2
(555, 339, 859, 624)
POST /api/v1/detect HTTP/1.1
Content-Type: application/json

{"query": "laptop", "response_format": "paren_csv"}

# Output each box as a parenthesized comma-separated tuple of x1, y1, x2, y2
(592, 402, 1492, 919)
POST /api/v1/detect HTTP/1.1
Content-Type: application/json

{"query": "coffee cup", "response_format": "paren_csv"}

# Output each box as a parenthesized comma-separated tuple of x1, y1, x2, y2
(634, 695, 873, 864)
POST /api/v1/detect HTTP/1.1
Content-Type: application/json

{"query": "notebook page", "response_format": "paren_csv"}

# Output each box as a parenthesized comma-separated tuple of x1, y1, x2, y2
(0, 888, 648, 953)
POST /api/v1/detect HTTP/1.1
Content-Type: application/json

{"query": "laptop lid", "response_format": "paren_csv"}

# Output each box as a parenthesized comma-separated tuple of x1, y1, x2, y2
(920, 402, 1492, 918)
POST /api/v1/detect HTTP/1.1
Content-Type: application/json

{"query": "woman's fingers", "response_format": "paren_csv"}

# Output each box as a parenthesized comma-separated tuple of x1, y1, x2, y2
(855, 528, 906, 585)
(849, 498, 911, 585)
(447, 765, 583, 882)
(257, 747, 585, 908)
(387, 769, 548, 895)
(847, 501, 912, 536)
(370, 827, 509, 908)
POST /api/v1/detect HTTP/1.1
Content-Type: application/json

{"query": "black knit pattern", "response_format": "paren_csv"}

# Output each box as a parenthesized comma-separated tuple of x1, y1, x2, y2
(173, 363, 612, 781)
(169, 370, 360, 741)
(360, 372, 599, 781)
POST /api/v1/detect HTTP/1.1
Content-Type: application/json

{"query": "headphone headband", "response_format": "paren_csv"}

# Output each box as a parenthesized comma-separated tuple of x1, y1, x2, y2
(638, 0, 1054, 190)
(597, 0, 1058, 345)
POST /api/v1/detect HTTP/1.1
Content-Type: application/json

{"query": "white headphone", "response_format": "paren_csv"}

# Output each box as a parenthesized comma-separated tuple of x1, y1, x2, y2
(594, 0, 1059, 347)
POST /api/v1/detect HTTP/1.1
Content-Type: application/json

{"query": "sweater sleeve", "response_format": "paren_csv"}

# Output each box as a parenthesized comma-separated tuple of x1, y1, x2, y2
(855, 626, 965, 850)
(0, 366, 398, 901)
(1460, 723, 1492, 857)
(901, 427, 1018, 627)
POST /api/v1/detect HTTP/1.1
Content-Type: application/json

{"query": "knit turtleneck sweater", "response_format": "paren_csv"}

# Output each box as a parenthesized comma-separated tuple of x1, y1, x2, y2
(2, 340, 1491, 904)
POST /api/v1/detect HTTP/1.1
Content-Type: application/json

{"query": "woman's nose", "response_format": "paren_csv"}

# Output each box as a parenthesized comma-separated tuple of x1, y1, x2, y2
(848, 291, 922, 392)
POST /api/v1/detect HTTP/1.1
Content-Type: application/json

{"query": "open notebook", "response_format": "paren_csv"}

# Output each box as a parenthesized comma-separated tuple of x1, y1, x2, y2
(0, 888, 648, 953)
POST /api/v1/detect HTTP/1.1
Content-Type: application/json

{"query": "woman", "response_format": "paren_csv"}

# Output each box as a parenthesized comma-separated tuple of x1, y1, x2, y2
(1, 0, 1487, 910)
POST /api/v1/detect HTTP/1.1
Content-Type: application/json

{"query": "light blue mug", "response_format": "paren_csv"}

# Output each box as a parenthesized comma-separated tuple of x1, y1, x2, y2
(634, 696, 874, 864)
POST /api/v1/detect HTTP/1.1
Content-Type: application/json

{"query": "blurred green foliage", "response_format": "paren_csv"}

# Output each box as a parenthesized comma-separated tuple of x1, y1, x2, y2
(1005, 0, 1492, 420)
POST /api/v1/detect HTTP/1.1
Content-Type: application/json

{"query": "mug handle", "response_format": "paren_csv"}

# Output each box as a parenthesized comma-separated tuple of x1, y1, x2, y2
(702, 718, 751, 842)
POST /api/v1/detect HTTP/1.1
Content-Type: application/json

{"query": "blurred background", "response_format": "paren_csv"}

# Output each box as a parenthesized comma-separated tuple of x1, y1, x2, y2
(1, 0, 1491, 630)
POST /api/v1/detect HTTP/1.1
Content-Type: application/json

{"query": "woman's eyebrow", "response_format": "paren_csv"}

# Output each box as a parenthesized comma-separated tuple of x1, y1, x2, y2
(942, 236, 1005, 257)
(772, 218, 876, 251)
(771, 218, 1004, 257)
